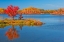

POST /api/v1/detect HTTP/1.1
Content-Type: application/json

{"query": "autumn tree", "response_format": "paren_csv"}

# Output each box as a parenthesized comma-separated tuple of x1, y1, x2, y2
(21, 7, 41, 14)
(5, 5, 19, 20)
(0, 8, 5, 14)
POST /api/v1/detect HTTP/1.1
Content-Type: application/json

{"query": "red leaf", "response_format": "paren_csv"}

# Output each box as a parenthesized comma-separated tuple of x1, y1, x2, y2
(5, 5, 19, 17)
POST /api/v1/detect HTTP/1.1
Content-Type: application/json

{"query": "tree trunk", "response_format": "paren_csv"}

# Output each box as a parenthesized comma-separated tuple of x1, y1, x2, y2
(12, 25, 16, 31)
(19, 14, 23, 20)
(12, 16, 14, 20)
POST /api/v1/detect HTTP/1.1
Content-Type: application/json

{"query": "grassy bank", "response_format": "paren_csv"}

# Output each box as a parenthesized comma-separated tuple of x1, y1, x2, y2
(0, 19, 43, 28)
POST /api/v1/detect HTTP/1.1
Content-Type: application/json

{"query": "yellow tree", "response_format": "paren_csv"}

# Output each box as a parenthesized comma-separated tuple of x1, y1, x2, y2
(0, 8, 5, 14)
(21, 7, 41, 14)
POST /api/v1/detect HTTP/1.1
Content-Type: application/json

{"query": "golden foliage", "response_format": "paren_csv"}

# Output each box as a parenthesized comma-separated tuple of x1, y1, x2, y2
(0, 8, 4, 14)
(18, 7, 41, 14)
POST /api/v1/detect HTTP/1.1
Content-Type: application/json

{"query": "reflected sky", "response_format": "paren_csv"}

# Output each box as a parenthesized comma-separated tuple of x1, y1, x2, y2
(0, 14, 64, 42)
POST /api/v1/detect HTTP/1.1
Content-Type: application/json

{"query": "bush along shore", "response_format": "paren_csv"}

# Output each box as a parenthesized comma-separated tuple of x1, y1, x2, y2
(0, 19, 44, 28)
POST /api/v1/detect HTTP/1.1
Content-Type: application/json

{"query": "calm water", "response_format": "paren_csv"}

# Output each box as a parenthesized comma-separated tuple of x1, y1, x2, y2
(0, 14, 64, 42)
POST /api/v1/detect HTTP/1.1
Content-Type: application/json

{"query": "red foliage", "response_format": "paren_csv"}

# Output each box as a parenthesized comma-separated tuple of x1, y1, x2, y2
(5, 28, 19, 40)
(5, 5, 19, 17)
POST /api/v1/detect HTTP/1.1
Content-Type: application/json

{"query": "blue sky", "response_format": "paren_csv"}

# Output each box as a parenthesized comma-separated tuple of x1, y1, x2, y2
(0, 0, 64, 10)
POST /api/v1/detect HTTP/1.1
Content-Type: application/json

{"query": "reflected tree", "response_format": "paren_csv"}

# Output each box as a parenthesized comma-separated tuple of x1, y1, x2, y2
(5, 25, 19, 40)
(19, 24, 23, 30)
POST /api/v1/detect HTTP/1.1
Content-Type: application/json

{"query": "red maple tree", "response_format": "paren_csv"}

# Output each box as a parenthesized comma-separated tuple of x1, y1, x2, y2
(5, 5, 19, 20)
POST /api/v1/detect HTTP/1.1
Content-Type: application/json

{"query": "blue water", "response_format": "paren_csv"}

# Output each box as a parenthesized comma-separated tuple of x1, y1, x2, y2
(0, 14, 64, 42)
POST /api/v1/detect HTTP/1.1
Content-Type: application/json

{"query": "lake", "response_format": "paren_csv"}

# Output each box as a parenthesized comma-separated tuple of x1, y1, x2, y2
(0, 14, 64, 42)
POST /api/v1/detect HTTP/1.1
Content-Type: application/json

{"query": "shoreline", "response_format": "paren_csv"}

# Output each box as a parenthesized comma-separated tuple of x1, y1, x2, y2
(0, 19, 43, 28)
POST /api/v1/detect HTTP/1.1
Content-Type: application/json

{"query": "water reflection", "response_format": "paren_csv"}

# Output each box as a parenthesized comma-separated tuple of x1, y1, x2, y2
(19, 25, 23, 30)
(0, 23, 42, 40)
(0, 24, 8, 28)
(5, 25, 19, 40)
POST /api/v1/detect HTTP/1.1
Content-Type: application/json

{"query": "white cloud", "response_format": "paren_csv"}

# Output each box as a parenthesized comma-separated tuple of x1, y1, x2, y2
(45, 4, 59, 7)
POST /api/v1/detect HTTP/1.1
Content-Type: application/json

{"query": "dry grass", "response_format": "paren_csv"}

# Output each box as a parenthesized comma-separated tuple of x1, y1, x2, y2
(0, 19, 43, 26)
